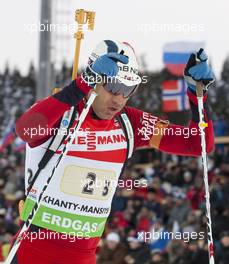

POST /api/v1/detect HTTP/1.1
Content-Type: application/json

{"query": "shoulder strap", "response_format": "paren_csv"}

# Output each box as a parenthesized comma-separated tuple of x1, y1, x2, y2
(116, 110, 134, 162)
(26, 106, 77, 194)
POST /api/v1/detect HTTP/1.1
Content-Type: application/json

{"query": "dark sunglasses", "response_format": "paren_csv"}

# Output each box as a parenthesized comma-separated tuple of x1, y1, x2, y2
(103, 78, 139, 98)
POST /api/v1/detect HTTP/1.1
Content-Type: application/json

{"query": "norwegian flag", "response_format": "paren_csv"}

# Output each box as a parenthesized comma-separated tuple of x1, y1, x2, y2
(162, 79, 189, 112)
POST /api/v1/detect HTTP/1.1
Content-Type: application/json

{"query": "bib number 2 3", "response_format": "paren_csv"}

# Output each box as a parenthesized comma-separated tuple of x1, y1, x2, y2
(60, 165, 117, 201)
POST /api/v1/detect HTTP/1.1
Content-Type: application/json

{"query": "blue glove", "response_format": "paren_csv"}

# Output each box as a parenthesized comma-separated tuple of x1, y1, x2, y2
(184, 48, 215, 92)
(92, 52, 128, 76)
(82, 53, 129, 88)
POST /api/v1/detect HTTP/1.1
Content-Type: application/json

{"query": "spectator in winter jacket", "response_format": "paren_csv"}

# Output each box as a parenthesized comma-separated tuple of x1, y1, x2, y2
(215, 231, 229, 264)
(97, 232, 127, 264)
(149, 249, 167, 264)
(124, 235, 151, 264)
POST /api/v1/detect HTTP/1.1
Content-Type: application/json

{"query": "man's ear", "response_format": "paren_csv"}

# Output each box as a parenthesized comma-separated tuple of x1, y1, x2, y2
(86, 82, 102, 100)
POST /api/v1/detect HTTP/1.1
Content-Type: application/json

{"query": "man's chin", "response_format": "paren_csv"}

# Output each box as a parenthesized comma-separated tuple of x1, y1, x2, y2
(102, 113, 115, 120)
(93, 108, 118, 120)
(96, 108, 114, 119)
(91, 111, 112, 120)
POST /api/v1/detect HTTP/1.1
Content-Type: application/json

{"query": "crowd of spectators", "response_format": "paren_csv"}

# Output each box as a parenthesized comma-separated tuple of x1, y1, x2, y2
(96, 144, 229, 264)
(0, 65, 229, 263)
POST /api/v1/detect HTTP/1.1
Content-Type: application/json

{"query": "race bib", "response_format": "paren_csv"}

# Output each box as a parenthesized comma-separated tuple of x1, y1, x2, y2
(60, 165, 117, 201)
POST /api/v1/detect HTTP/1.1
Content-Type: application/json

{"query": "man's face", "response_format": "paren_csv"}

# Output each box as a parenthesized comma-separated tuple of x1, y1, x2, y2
(89, 83, 129, 120)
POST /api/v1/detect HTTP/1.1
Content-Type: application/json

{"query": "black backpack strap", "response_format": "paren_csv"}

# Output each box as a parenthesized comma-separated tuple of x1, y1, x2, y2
(116, 109, 134, 163)
(26, 106, 77, 195)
